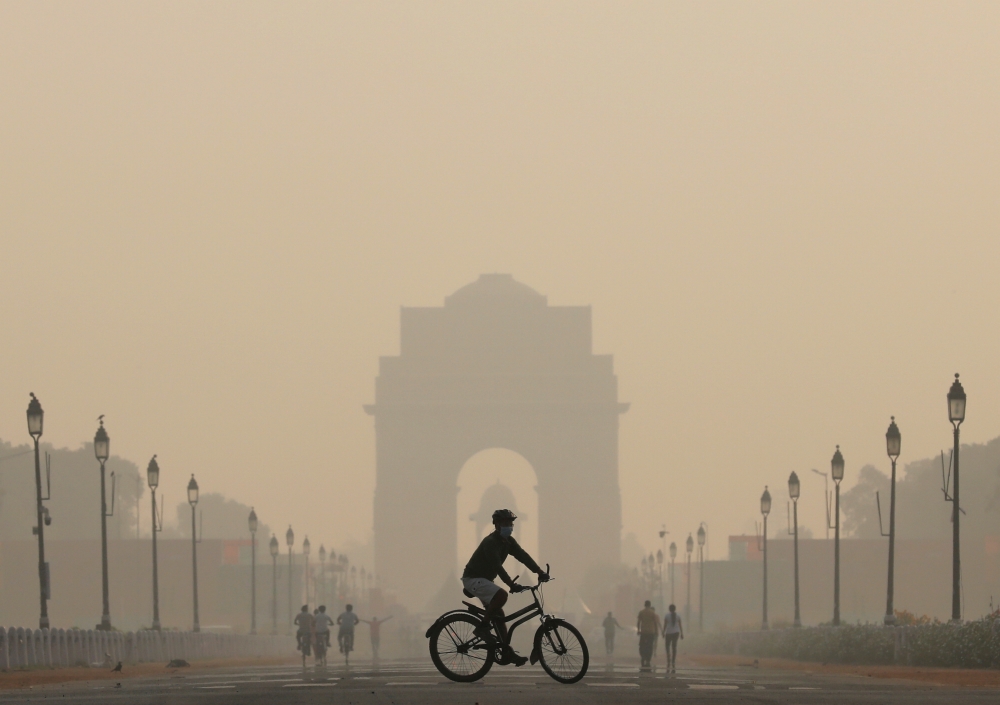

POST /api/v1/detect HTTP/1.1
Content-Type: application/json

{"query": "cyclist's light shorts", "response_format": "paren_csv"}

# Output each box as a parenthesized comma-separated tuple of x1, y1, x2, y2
(462, 577, 501, 606)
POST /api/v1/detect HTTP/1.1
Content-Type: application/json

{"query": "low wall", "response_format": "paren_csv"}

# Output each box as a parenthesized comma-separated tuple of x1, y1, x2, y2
(692, 618, 1000, 669)
(0, 627, 293, 669)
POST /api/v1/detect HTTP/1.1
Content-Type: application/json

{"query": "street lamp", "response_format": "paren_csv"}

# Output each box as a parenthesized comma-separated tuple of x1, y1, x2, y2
(761, 487, 771, 630)
(831, 446, 845, 626)
(94, 418, 113, 631)
(318, 545, 327, 607)
(269, 534, 279, 635)
(303, 536, 311, 607)
(947, 374, 966, 623)
(883, 417, 901, 626)
(26, 394, 50, 630)
(697, 524, 706, 632)
(188, 474, 200, 632)
(148, 456, 163, 631)
(248, 508, 258, 634)
(669, 542, 677, 605)
(788, 471, 801, 628)
(286, 525, 294, 634)
(685, 533, 693, 627)
(656, 549, 664, 612)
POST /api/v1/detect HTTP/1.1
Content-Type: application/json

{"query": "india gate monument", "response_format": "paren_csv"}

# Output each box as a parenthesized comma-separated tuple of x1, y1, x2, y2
(365, 274, 628, 608)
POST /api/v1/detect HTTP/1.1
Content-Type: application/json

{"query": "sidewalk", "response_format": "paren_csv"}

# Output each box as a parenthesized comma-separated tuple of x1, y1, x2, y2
(0, 656, 297, 690)
(690, 654, 1000, 688)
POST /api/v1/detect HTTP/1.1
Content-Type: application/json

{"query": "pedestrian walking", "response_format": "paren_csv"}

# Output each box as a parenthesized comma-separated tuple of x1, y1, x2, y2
(663, 603, 684, 673)
(636, 600, 660, 670)
(602, 611, 625, 655)
(360, 615, 393, 660)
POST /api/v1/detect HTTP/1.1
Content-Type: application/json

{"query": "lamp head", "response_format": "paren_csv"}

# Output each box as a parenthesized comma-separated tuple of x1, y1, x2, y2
(248, 507, 258, 534)
(146, 455, 160, 490)
(94, 417, 110, 463)
(886, 416, 901, 459)
(831, 446, 845, 482)
(760, 486, 772, 516)
(303, 536, 311, 556)
(669, 541, 677, 559)
(286, 524, 294, 548)
(656, 548, 663, 564)
(187, 474, 199, 506)
(269, 534, 279, 557)
(697, 524, 706, 546)
(319, 545, 326, 561)
(26, 393, 43, 438)
(685, 533, 694, 553)
(948, 374, 966, 424)
(788, 471, 800, 500)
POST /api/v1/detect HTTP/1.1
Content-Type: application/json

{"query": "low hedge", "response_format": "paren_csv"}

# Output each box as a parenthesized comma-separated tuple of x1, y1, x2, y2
(692, 616, 1000, 669)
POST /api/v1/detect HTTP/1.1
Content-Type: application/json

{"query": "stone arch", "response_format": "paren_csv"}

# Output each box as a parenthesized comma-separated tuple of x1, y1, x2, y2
(457, 448, 538, 573)
(367, 274, 627, 608)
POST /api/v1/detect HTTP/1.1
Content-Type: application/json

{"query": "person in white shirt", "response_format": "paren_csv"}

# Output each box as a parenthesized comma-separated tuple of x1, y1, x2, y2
(314, 605, 334, 647)
(662, 604, 684, 673)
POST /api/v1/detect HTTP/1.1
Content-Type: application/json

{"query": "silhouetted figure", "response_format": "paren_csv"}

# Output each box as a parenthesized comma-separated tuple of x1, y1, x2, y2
(636, 600, 659, 670)
(314, 605, 334, 647)
(111, 661, 122, 673)
(461, 508, 549, 668)
(602, 612, 625, 654)
(663, 603, 684, 673)
(337, 604, 359, 654)
(360, 616, 393, 660)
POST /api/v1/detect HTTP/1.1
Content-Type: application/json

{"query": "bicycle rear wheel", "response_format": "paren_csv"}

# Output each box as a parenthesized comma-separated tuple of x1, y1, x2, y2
(428, 613, 495, 682)
(534, 619, 588, 684)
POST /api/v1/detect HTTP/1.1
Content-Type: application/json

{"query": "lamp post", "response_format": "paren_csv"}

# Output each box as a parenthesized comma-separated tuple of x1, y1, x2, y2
(26, 394, 50, 630)
(761, 487, 771, 630)
(94, 418, 113, 631)
(685, 533, 693, 627)
(148, 456, 162, 631)
(788, 471, 801, 628)
(303, 536, 311, 607)
(669, 542, 677, 605)
(270, 534, 279, 635)
(948, 374, 966, 623)
(318, 545, 327, 607)
(697, 524, 706, 632)
(188, 474, 200, 632)
(883, 418, 901, 625)
(286, 525, 294, 634)
(831, 446, 845, 626)
(248, 508, 258, 634)
(656, 549, 664, 612)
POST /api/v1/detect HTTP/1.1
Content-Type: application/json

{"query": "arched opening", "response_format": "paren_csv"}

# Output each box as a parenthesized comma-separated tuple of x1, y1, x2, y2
(456, 449, 539, 579)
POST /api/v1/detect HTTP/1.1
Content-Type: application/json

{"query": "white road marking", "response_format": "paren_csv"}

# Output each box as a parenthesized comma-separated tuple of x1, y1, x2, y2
(689, 684, 740, 690)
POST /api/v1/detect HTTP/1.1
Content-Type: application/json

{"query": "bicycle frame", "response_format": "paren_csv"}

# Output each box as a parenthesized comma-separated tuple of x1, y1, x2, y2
(461, 584, 549, 647)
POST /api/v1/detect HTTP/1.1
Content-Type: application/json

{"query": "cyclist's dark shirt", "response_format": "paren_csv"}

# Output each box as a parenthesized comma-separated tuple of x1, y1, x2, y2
(462, 532, 542, 583)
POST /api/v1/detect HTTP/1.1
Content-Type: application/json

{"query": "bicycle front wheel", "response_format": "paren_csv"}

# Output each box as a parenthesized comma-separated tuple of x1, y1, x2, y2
(534, 619, 589, 684)
(428, 613, 495, 682)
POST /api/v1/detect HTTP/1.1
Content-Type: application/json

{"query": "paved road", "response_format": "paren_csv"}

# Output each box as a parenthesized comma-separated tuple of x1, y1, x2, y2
(0, 658, 996, 704)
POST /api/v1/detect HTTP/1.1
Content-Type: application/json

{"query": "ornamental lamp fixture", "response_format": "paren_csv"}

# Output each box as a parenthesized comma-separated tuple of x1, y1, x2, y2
(788, 471, 800, 500)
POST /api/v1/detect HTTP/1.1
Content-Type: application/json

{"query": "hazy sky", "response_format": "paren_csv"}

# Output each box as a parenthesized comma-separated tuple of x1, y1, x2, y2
(2, 2, 999, 568)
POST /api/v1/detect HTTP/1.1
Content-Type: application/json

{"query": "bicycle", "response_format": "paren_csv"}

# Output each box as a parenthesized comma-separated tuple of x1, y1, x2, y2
(297, 631, 312, 669)
(425, 565, 589, 684)
(314, 631, 328, 668)
(338, 630, 354, 666)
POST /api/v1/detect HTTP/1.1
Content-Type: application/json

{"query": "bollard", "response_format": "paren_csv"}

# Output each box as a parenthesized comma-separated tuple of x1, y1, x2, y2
(16, 628, 26, 669)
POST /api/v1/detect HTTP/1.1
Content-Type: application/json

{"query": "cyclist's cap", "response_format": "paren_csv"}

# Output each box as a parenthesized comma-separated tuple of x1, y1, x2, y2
(492, 508, 517, 522)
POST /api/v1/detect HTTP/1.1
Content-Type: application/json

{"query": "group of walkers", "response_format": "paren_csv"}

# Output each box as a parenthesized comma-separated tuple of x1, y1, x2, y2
(294, 603, 393, 662)
(603, 601, 684, 672)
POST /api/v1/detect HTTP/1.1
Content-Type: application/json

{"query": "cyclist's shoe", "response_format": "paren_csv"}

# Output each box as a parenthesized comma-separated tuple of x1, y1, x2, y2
(529, 645, 541, 665)
(499, 647, 527, 667)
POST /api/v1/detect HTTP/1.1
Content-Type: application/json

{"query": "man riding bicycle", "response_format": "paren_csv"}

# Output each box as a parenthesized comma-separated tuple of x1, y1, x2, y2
(337, 604, 359, 654)
(461, 508, 549, 667)
(293, 605, 314, 653)
(314, 605, 334, 648)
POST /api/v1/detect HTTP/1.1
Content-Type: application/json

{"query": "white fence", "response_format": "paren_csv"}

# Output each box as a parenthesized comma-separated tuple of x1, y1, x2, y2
(0, 627, 293, 669)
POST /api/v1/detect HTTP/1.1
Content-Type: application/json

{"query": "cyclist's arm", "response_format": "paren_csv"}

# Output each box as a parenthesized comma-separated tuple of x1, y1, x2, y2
(497, 565, 516, 588)
(506, 538, 544, 575)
